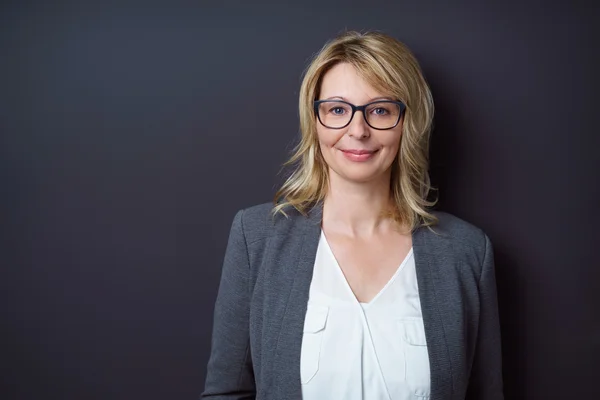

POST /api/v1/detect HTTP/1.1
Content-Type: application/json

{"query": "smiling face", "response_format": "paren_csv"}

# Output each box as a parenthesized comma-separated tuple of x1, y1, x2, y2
(316, 62, 404, 185)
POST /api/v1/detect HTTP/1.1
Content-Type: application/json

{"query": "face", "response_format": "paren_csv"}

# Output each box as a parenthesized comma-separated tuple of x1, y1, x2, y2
(316, 62, 403, 185)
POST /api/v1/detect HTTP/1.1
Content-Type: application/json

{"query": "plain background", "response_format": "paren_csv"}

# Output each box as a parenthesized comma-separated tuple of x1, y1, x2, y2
(1, 0, 599, 399)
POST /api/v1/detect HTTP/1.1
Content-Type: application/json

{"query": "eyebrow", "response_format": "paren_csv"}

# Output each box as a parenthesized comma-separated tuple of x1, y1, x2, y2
(324, 96, 394, 102)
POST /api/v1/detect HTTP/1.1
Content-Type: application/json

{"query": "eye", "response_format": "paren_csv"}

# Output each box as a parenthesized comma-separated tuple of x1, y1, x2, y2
(372, 107, 388, 115)
(330, 107, 346, 115)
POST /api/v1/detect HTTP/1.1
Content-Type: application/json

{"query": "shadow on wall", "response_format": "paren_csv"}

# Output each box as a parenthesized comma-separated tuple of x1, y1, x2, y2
(425, 66, 465, 213)
(494, 245, 529, 399)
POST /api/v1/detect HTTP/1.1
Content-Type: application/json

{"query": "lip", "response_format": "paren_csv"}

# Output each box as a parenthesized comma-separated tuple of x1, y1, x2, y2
(339, 148, 378, 162)
(341, 149, 377, 155)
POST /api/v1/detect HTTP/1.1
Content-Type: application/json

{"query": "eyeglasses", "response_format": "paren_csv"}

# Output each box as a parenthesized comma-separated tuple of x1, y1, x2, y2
(314, 99, 406, 130)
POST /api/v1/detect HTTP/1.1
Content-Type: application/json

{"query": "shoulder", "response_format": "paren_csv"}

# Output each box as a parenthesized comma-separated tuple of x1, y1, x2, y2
(430, 210, 488, 246)
(426, 210, 492, 268)
(234, 201, 310, 245)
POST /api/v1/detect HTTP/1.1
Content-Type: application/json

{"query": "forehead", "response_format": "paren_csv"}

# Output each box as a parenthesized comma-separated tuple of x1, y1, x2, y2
(319, 62, 384, 102)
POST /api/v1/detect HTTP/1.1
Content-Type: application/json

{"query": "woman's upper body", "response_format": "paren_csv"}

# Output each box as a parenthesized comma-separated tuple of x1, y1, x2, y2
(201, 202, 503, 400)
(202, 30, 503, 399)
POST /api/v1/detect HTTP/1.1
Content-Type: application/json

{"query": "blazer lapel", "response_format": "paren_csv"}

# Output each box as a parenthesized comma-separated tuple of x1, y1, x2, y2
(413, 225, 454, 400)
(274, 205, 322, 399)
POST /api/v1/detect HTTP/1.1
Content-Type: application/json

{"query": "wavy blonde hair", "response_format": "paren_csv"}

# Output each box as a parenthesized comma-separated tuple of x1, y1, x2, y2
(273, 30, 438, 231)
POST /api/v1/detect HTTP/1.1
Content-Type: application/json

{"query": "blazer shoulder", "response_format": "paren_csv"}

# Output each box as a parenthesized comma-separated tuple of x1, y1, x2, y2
(429, 210, 490, 256)
(237, 201, 308, 244)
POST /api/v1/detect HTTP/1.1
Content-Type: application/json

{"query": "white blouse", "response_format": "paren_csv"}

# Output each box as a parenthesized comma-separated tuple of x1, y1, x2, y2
(300, 231, 431, 400)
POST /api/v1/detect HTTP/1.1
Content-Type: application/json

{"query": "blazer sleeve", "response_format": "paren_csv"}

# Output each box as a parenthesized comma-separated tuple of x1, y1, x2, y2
(466, 233, 504, 399)
(202, 210, 256, 399)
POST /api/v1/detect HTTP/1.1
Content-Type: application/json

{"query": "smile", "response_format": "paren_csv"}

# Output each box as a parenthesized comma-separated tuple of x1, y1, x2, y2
(339, 149, 379, 162)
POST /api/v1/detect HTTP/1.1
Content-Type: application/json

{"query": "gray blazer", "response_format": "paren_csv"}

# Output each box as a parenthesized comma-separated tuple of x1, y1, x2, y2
(202, 202, 503, 400)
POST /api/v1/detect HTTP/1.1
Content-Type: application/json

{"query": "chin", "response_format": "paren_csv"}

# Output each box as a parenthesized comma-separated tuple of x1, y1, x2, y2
(336, 168, 386, 184)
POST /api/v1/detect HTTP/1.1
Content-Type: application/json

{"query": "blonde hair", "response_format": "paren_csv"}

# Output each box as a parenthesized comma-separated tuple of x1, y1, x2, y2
(273, 30, 438, 231)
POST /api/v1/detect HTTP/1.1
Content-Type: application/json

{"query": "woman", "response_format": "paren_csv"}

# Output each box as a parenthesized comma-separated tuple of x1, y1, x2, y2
(202, 31, 503, 400)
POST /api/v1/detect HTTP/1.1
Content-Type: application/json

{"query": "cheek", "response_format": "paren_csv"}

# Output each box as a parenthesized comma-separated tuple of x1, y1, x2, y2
(379, 129, 402, 150)
(387, 137, 402, 154)
(379, 131, 403, 164)
(389, 126, 404, 149)
(316, 127, 343, 148)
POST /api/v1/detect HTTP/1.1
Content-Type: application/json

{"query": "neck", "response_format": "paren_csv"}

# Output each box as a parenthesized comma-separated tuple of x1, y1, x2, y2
(322, 169, 395, 237)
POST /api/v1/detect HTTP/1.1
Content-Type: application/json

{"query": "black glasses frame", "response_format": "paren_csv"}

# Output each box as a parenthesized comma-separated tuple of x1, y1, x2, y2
(313, 99, 407, 130)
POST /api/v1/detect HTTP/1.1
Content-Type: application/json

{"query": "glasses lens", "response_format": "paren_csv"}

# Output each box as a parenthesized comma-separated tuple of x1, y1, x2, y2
(317, 101, 353, 128)
(365, 102, 401, 129)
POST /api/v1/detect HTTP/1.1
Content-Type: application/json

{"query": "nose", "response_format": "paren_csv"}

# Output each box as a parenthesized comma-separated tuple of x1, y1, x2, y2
(346, 110, 370, 139)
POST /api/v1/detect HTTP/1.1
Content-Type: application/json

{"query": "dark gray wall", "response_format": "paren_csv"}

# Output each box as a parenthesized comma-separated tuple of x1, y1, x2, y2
(2, 1, 598, 399)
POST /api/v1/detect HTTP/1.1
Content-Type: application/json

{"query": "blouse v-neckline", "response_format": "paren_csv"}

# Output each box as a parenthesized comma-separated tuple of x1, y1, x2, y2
(319, 230, 415, 308)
